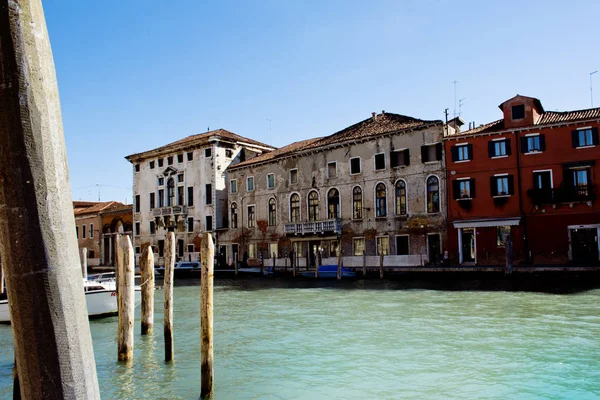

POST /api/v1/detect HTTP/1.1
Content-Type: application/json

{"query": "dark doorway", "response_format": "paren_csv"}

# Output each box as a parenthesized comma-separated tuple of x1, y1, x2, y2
(571, 228, 599, 265)
(231, 244, 239, 266)
(461, 229, 475, 263)
(428, 234, 441, 264)
(218, 245, 227, 268)
(103, 236, 111, 265)
(177, 239, 184, 260)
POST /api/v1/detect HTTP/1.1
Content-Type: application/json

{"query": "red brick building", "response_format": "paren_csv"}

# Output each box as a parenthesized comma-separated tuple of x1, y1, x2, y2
(445, 95, 600, 265)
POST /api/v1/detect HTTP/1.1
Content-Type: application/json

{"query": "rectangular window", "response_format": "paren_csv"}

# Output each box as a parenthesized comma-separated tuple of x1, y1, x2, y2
(89, 224, 94, 238)
(167, 156, 173, 165)
(452, 144, 472, 161)
(158, 158, 164, 167)
(206, 216, 213, 231)
(289, 169, 298, 184)
(350, 157, 361, 174)
(205, 148, 212, 158)
(269, 243, 278, 258)
(158, 189, 164, 207)
(134, 247, 140, 255)
(533, 171, 552, 190)
(158, 177, 164, 186)
(267, 173, 275, 189)
(206, 184, 212, 204)
(391, 149, 410, 167)
(246, 177, 254, 192)
(135, 164, 140, 172)
(374, 153, 386, 170)
(497, 226, 510, 247)
(187, 217, 194, 232)
(327, 162, 337, 178)
(225, 149, 233, 158)
(491, 175, 514, 197)
(396, 236, 409, 255)
(149, 160, 155, 169)
(512, 104, 525, 120)
(187, 244, 195, 253)
(177, 154, 183, 163)
(521, 134, 545, 153)
(135, 222, 140, 236)
(376, 236, 389, 256)
(135, 195, 140, 213)
(420, 143, 442, 163)
(82, 224, 86, 239)
(230, 179, 237, 193)
(488, 138, 511, 157)
(453, 178, 475, 199)
(248, 243, 257, 259)
(76, 226, 79, 239)
(150, 221, 155, 234)
(177, 186, 184, 205)
(247, 205, 255, 228)
(187, 186, 194, 207)
(158, 240, 165, 257)
(353, 237, 365, 256)
(187, 152, 193, 161)
(150, 193, 155, 209)
(573, 128, 598, 148)
(177, 174, 184, 183)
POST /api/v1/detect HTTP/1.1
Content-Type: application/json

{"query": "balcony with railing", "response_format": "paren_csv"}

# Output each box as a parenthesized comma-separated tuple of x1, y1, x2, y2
(152, 205, 188, 217)
(527, 184, 596, 206)
(284, 219, 342, 236)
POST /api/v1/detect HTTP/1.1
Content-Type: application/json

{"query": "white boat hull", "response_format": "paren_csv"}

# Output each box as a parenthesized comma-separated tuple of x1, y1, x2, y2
(0, 288, 141, 323)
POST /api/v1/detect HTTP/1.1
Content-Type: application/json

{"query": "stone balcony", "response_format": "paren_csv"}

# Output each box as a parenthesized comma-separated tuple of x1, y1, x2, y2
(152, 205, 188, 217)
(284, 219, 342, 236)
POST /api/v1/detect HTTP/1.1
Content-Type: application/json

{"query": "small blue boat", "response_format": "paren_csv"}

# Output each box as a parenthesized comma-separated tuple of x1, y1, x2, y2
(299, 264, 356, 279)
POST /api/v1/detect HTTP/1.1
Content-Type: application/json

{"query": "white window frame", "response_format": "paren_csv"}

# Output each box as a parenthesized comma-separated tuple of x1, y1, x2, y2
(375, 235, 389, 256)
(374, 152, 386, 171)
(353, 237, 365, 256)
(246, 176, 255, 192)
(532, 169, 554, 189)
(288, 192, 302, 223)
(456, 143, 470, 162)
(491, 137, 509, 158)
(247, 204, 256, 228)
(575, 126, 595, 149)
(230, 179, 237, 194)
(267, 173, 276, 189)
(395, 234, 410, 256)
(456, 177, 472, 200)
(349, 157, 362, 175)
(524, 133, 542, 154)
(327, 161, 337, 179)
(289, 169, 298, 185)
(306, 190, 320, 222)
(89, 223, 94, 238)
(492, 173, 511, 197)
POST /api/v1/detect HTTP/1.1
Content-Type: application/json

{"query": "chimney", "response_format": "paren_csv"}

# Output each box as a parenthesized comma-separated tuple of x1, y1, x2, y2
(381, 110, 386, 115)
(468, 122, 472, 130)
(372, 112, 377, 120)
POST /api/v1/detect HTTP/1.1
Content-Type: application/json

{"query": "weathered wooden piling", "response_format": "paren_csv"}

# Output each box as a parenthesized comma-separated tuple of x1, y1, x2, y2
(337, 243, 342, 281)
(379, 251, 384, 279)
(362, 250, 366, 278)
(140, 246, 155, 335)
(0, 1, 100, 397)
(234, 252, 238, 277)
(0, 265, 4, 294)
(80, 247, 88, 280)
(164, 231, 176, 362)
(117, 236, 135, 361)
(293, 251, 297, 277)
(201, 233, 215, 398)
(312, 248, 318, 278)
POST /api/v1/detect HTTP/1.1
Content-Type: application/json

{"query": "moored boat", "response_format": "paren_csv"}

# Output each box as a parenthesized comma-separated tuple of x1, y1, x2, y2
(299, 264, 357, 279)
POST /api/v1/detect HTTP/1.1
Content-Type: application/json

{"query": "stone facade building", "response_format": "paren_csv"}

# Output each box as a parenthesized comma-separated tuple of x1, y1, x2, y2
(125, 129, 273, 266)
(221, 111, 447, 268)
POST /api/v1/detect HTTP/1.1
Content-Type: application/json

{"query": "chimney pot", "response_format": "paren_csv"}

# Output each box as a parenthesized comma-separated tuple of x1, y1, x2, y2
(382, 110, 385, 114)
(372, 112, 377, 120)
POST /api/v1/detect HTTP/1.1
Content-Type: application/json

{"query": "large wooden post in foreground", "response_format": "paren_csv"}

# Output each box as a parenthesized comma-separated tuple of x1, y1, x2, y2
(140, 246, 155, 335)
(0, 1, 100, 398)
(117, 236, 135, 361)
(201, 233, 215, 398)
(164, 231, 176, 362)
(80, 248, 88, 280)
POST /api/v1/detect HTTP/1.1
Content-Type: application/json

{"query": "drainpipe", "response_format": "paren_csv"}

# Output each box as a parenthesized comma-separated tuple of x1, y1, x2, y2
(515, 131, 531, 263)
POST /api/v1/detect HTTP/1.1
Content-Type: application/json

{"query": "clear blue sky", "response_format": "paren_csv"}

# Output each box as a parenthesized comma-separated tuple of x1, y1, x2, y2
(43, 0, 600, 203)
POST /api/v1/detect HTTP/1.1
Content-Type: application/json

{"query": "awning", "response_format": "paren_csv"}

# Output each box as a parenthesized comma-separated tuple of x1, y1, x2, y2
(453, 217, 521, 229)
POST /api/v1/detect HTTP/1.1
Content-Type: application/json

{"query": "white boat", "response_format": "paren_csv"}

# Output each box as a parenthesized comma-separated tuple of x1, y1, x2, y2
(0, 277, 142, 323)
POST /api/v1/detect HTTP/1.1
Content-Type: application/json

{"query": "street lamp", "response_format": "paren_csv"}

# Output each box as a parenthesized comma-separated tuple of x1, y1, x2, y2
(590, 70, 598, 107)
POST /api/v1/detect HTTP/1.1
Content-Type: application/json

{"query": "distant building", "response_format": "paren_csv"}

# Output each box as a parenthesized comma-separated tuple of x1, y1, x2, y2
(444, 95, 600, 265)
(220, 111, 447, 268)
(125, 129, 274, 266)
(73, 201, 132, 266)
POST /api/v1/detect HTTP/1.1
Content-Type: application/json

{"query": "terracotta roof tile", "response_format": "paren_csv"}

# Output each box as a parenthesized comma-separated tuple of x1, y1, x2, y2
(74, 201, 127, 216)
(125, 129, 274, 162)
(457, 119, 505, 135)
(537, 107, 600, 125)
(230, 138, 323, 169)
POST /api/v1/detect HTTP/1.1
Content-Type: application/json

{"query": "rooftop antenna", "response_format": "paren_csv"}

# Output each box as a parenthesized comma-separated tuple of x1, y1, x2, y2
(458, 98, 466, 116)
(96, 184, 100, 201)
(590, 70, 598, 107)
(453, 80, 458, 118)
(267, 118, 272, 144)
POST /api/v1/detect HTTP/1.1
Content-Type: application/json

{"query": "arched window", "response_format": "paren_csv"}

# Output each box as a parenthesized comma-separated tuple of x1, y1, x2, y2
(376, 183, 387, 217)
(395, 180, 407, 216)
(353, 186, 363, 219)
(427, 176, 440, 213)
(290, 194, 300, 223)
(230, 202, 238, 228)
(327, 188, 340, 219)
(308, 190, 320, 221)
(268, 198, 276, 226)
(167, 178, 175, 206)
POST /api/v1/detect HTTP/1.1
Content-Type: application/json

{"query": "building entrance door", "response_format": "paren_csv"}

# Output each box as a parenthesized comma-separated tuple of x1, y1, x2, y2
(309, 240, 320, 268)
(462, 228, 475, 263)
(427, 234, 441, 264)
(571, 228, 599, 265)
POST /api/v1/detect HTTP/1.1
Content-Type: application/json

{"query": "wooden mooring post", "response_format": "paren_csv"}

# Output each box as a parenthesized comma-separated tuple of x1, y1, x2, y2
(379, 251, 384, 280)
(164, 231, 176, 362)
(201, 233, 215, 398)
(337, 243, 342, 281)
(362, 250, 366, 278)
(272, 252, 276, 275)
(140, 246, 155, 335)
(234, 252, 238, 277)
(80, 247, 88, 280)
(117, 236, 135, 361)
(0, 1, 100, 397)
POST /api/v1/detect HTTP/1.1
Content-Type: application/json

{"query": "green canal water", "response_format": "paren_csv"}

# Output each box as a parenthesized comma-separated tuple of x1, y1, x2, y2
(1, 279, 599, 399)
